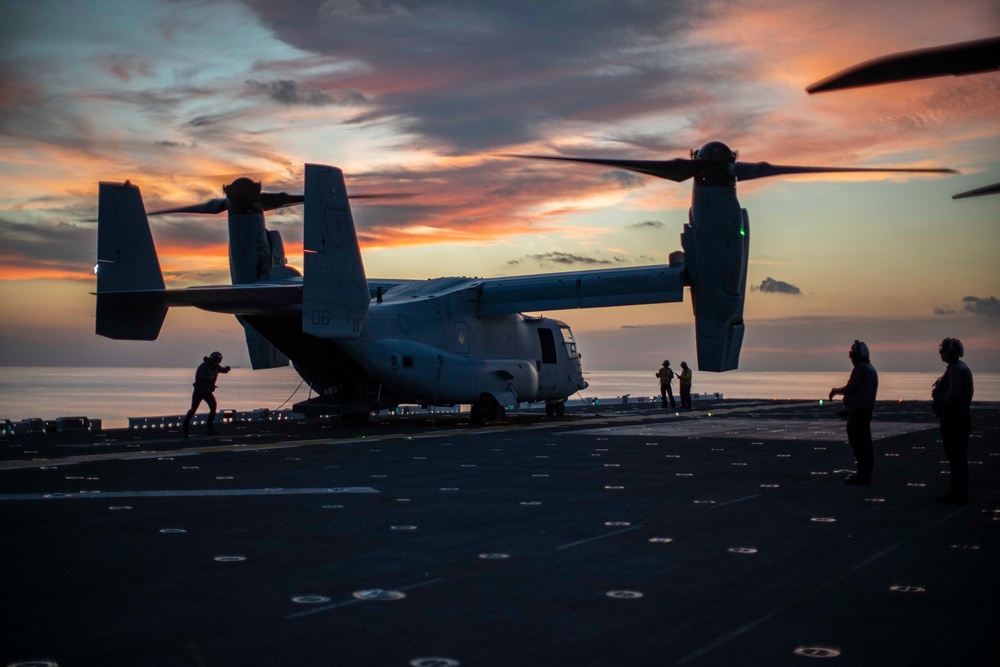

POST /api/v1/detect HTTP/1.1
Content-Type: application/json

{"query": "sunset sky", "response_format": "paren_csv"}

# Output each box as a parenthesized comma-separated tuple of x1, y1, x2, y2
(1, 0, 997, 374)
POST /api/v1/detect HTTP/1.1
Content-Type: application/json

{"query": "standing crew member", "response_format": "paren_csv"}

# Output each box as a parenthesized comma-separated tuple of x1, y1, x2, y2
(182, 351, 231, 439)
(656, 360, 676, 409)
(678, 361, 693, 409)
(829, 340, 879, 485)
(932, 338, 974, 504)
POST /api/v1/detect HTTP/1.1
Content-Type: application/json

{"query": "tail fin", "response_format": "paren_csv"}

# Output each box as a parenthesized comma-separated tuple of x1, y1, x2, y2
(95, 181, 168, 340)
(302, 165, 370, 338)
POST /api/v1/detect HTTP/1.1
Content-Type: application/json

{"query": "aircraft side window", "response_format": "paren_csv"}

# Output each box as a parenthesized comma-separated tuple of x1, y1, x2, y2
(403, 356, 414, 368)
(538, 328, 557, 364)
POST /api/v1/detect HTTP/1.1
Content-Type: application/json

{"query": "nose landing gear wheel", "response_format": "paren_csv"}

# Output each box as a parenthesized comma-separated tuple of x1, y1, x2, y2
(471, 395, 506, 425)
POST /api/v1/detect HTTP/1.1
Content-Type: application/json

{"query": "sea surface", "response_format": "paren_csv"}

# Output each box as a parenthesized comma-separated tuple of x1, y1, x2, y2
(1, 367, 998, 429)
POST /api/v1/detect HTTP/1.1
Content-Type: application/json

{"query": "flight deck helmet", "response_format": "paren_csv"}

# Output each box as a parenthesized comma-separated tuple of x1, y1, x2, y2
(849, 340, 870, 363)
(209, 351, 224, 364)
(939, 338, 964, 362)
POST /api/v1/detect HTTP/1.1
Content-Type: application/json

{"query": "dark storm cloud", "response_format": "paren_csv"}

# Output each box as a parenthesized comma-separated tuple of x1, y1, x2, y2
(234, 0, 732, 152)
(508, 252, 630, 268)
(245, 79, 367, 106)
(933, 306, 955, 316)
(627, 220, 664, 230)
(753, 277, 802, 295)
(95, 53, 152, 82)
(601, 169, 646, 190)
(0, 215, 96, 268)
(963, 296, 1000, 320)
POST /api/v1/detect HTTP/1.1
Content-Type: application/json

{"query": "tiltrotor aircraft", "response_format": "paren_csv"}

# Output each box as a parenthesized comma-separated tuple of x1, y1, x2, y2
(96, 153, 951, 422)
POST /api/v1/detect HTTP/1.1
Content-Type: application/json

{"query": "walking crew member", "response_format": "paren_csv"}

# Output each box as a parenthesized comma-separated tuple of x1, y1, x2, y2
(829, 340, 879, 485)
(932, 337, 974, 503)
(182, 351, 231, 439)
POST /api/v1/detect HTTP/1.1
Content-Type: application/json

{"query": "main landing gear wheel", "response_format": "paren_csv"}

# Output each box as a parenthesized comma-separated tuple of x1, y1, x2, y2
(471, 395, 505, 425)
(545, 401, 565, 417)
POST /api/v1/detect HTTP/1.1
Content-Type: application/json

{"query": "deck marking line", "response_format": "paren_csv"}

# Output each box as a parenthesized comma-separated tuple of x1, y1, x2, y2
(849, 543, 901, 573)
(709, 494, 759, 509)
(1, 487, 379, 500)
(285, 578, 445, 619)
(674, 608, 784, 665)
(557, 525, 643, 550)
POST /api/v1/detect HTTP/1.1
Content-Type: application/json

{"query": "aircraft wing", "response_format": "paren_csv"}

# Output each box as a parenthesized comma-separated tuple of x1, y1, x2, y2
(478, 264, 685, 316)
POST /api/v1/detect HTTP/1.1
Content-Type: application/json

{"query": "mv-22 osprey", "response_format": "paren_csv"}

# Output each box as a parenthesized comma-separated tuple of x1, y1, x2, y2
(95, 147, 952, 422)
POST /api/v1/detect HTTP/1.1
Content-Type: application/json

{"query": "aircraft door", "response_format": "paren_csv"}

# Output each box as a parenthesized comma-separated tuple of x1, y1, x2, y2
(538, 328, 557, 364)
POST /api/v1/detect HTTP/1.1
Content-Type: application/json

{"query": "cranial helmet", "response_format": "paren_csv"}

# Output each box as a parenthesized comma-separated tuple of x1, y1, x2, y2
(939, 338, 964, 361)
(849, 340, 870, 362)
(663, 360, 670, 366)
(209, 351, 223, 363)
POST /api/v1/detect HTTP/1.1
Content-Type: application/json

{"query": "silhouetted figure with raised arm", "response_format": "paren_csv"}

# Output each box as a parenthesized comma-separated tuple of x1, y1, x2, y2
(182, 351, 231, 439)
(932, 338, 974, 504)
(656, 360, 676, 409)
(829, 340, 879, 484)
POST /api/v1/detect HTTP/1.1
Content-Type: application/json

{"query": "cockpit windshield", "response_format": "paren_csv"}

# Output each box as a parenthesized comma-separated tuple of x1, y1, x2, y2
(560, 325, 579, 358)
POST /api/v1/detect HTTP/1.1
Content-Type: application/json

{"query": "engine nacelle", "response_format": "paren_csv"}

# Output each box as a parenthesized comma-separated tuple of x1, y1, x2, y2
(681, 185, 749, 372)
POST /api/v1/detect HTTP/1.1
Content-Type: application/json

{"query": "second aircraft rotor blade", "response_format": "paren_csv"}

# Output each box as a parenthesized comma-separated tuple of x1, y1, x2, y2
(734, 162, 957, 182)
(952, 181, 1000, 199)
(259, 192, 304, 211)
(510, 154, 703, 182)
(148, 198, 229, 216)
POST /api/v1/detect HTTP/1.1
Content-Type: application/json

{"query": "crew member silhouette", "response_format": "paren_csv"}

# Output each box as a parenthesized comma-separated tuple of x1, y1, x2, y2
(182, 351, 231, 439)
(829, 340, 879, 484)
(656, 360, 676, 409)
(678, 361, 693, 409)
(932, 338, 974, 503)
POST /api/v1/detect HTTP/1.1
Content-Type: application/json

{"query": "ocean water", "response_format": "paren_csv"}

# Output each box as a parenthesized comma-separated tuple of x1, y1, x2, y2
(1, 367, 997, 429)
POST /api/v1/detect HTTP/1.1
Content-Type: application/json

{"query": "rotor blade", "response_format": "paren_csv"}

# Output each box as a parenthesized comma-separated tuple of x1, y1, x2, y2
(508, 154, 702, 182)
(734, 162, 957, 182)
(347, 192, 419, 199)
(148, 198, 229, 216)
(952, 181, 1000, 199)
(807, 36, 1000, 94)
(260, 192, 304, 211)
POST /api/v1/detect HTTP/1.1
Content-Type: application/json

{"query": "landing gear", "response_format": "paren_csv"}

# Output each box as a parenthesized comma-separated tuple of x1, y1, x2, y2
(544, 401, 565, 417)
(471, 394, 506, 426)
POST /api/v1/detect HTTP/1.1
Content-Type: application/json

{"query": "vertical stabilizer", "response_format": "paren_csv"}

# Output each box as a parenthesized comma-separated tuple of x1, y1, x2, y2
(302, 165, 370, 338)
(95, 181, 167, 340)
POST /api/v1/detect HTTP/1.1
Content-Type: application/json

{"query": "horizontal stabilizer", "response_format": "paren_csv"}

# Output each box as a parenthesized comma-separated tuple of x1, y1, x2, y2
(96, 294, 167, 340)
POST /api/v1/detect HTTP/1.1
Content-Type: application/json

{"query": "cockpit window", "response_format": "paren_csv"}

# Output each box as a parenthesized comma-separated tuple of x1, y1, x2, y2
(560, 325, 579, 358)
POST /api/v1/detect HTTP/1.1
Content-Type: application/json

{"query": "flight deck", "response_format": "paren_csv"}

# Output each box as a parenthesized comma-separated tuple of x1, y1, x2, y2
(2, 399, 998, 666)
